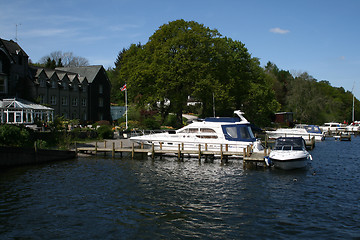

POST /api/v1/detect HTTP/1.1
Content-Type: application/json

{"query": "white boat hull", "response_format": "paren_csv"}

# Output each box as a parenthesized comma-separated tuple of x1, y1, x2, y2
(131, 135, 264, 153)
(266, 132, 324, 141)
(269, 151, 309, 170)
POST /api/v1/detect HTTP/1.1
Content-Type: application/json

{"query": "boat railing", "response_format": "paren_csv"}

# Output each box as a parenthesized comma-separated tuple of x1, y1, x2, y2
(129, 129, 169, 137)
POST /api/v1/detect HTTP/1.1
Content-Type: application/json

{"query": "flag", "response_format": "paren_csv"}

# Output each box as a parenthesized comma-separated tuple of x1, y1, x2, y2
(120, 84, 127, 92)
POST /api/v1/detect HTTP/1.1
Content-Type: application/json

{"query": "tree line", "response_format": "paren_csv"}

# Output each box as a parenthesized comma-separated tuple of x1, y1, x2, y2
(109, 19, 359, 127)
(32, 19, 358, 127)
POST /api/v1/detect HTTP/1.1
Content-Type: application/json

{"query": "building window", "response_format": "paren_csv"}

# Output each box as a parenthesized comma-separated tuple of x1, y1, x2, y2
(82, 112, 87, 121)
(81, 98, 87, 107)
(50, 96, 57, 105)
(61, 97, 68, 105)
(38, 94, 45, 104)
(98, 97, 103, 107)
(82, 84, 87, 92)
(72, 98, 78, 106)
(51, 80, 57, 88)
(62, 81, 68, 90)
(0, 76, 7, 94)
(40, 78, 46, 87)
(99, 84, 103, 94)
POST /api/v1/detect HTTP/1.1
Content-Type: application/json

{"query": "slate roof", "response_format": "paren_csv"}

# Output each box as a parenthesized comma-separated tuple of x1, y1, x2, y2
(56, 65, 104, 83)
(0, 38, 28, 60)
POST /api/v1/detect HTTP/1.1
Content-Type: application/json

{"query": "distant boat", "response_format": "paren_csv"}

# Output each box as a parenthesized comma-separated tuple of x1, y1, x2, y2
(266, 124, 325, 141)
(268, 137, 312, 170)
(319, 122, 347, 133)
(130, 110, 264, 154)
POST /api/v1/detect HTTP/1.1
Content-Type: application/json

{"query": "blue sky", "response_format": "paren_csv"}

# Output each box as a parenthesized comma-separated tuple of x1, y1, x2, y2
(1, 0, 360, 99)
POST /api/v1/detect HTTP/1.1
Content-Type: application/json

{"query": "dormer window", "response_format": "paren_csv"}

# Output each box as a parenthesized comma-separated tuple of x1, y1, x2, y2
(40, 79, 46, 87)
(62, 81, 68, 89)
(51, 80, 57, 88)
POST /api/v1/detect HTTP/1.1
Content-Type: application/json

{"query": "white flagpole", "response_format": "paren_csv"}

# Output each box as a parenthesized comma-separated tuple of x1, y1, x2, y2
(125, 83, 128, 129)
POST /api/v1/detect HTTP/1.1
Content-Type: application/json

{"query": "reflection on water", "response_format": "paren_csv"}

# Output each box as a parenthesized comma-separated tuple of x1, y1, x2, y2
(1, 138, 360, 239)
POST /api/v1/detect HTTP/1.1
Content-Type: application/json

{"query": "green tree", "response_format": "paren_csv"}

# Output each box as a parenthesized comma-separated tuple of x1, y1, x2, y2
(112, 20, 280, 127)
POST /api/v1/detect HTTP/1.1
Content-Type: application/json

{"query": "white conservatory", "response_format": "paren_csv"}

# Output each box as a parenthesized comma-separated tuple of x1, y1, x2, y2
(0, 98, 53, 124)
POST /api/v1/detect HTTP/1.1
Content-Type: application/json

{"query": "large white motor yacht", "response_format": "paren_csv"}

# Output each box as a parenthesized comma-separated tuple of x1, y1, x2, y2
(130, 110, 264, 154)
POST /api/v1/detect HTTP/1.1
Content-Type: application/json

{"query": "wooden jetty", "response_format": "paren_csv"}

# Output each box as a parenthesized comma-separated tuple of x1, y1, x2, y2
(334, 133, 351, 141)
(75, 140, 269, 167)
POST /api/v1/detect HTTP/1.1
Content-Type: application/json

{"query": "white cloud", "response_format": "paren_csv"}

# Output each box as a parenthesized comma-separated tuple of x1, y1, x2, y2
(270, 27, 290, 34)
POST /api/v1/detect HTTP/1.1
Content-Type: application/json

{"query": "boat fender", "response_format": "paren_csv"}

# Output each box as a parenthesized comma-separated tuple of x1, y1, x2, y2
(264, 156, 272, 167)
(308, 154, 313, 161)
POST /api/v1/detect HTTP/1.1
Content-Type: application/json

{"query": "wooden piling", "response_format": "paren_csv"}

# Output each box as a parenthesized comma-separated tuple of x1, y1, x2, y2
(151, 143, 155, 159)
(198, 144, 201, 161)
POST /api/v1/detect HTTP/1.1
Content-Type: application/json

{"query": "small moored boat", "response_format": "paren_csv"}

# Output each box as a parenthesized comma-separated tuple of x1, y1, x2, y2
(266, 124, 324, 141)
(268, 137, 312, 170)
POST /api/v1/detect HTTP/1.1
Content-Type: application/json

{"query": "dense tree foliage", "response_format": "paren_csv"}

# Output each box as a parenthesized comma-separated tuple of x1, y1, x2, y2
(265, 62, 359, 125)
(108, 20, 358, 128)
(110, 20, 279, 127)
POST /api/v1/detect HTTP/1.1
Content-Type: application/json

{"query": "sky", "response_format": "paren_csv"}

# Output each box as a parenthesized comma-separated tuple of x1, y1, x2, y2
(1, 0, 360, 99)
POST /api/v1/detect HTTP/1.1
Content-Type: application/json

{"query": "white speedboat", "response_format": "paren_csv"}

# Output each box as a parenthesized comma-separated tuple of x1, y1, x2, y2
(130, 110, 264, 155)
(266, 124, 325, 141)
(268, 137, 312, 170)
(319, 122, 347, 133)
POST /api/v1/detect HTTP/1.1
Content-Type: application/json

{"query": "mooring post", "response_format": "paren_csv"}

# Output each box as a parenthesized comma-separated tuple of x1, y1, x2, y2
(178, 144, 181, 161)
(198, 144, 201, 162)
(120, 141, 123, 157)
(243, 148, 246, 169)
(151, 143, 155, 160)
(112, 142, 115, 158)
(131, 142, 135, 159)
(220, 144, 223, 162)
(95, 141, 98, 155)
(104, 140, 107, 148)
(265, 135, 268, 148)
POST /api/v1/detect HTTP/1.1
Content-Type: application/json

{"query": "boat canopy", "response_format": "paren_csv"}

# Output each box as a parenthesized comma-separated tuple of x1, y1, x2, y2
(221, 124, 256, 141)
(205, 117, 240, 123)
(274, 137, 305, 150)
(304, 125, 322, 134)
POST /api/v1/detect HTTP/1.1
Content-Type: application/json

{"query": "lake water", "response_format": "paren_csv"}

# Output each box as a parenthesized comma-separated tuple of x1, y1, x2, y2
(1, 137, 360, 239)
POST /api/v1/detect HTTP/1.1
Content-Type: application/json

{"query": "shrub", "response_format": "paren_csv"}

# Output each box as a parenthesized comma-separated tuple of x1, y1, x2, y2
(0, 124, 31, 147)
(97, 125, 113, 139)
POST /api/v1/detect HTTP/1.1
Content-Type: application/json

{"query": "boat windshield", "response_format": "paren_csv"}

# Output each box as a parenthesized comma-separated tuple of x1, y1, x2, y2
(274, 138, 304, 150)
(305, 125, 322, 133)
(221, 124, 255, 141)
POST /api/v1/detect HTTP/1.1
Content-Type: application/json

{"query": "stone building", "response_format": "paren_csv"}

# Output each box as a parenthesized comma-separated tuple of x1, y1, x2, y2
(0, 38, 111, 123)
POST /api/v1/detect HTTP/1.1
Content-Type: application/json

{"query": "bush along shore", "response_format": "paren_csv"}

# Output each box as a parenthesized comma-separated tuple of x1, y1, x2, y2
(0, 121, 115, 167)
